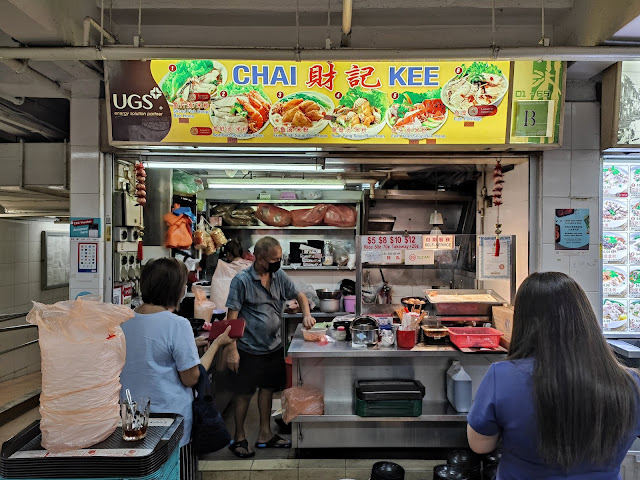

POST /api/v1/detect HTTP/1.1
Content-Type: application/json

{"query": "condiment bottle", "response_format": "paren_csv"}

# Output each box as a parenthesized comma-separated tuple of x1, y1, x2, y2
(380, 324, 395, 347)
(334, 326, 347, 341)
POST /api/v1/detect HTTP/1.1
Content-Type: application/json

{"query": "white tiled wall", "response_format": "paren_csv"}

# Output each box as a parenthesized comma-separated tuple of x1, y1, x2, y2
(538, 102, 601, 317)
(0, 218, 69, 314)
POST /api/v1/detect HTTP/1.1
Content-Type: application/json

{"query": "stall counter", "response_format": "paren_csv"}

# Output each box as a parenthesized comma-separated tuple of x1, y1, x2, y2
(287, 324, 505, 449)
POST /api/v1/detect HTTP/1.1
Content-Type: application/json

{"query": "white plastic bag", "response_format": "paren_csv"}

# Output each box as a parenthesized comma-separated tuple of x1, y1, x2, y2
(26, 296, 133, 452)
(209, 259, 252, 313)
(192, 285, 216, 321)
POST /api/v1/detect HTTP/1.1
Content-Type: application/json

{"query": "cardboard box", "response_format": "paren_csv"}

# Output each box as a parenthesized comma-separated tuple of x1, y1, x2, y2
(492, 305, 514, 348)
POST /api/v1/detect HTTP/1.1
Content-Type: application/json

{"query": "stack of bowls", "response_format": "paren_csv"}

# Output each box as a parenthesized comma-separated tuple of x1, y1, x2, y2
(371, 462, 405, 480)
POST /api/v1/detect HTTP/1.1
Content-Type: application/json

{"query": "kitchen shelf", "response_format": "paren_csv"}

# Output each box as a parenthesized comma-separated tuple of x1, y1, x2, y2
(293, 401, 467, 423)
(283, 311, 349, 319)
(221, 225, 355, 230)
(282, 265, 354, 271)
(210, 199, 358, 205)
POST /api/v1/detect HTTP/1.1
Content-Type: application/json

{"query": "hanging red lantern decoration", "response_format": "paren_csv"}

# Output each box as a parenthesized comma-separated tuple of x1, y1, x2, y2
(492, 160, 504, 256)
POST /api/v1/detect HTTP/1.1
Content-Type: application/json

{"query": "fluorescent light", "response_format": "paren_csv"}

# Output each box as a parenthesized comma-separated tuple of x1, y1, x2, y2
(208, 183, 345, 190)
(207, 178, 345, 190)
(145, 161, 343, 173)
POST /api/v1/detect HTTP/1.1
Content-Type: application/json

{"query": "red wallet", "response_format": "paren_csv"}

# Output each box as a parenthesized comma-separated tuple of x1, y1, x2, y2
(208, 319, 246, 341)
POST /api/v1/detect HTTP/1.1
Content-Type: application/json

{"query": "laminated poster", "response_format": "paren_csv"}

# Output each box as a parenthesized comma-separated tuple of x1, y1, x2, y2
(603, 232, 627, 264)
(555, 209, 589, 251)
(603, 298, 629, 332)
(477, 236, 511, 281)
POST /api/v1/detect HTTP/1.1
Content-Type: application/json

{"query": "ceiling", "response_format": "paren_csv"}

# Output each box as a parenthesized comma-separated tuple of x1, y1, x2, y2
(0, 0, 637, 217)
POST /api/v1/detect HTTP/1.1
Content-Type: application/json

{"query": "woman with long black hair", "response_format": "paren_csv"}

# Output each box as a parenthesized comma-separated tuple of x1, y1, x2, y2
(467, 271, 640, 479)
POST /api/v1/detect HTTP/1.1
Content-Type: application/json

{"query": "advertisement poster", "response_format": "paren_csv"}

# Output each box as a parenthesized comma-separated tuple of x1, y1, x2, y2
(555, 209, 589, 251)
(70, 218, 102, 238)
(617, 62, 640, 145)
(477, 236, 511, 280)
(603, 265, 627, 298)
(106, 59, 562, 147)
(603, 232, 627, 264)
(603, 298, 629, 332)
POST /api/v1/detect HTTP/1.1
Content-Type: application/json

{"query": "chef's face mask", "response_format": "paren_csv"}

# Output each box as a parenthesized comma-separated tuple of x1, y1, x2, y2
(260, 255, 281, 274)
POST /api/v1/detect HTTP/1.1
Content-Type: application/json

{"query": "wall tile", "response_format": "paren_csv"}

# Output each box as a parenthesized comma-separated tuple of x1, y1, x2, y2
(28, 222, 45, 243)
(540, 244, 570, 274)
(0, 242, 13, 264)
(570, 255, 600, 292)
(542, 150, 571, 197)
(70, 148, 101, 194)
(14, 263, 28, 285)
(14, 221, 29, 242)
(14, 283, 29, 306)
(28, 283, 41, 303)
(0, 220, 15, 242)
(560, 103, 572, 151)
(570, 150, 601, 197)
(14, 240, 28, 264)
(70, 193, 102, 218)
(542, 197, 571, 244)
(28, 242, 41, 263)
(28, 261, 40, 284)
(0, 285, 15, 309)
(0, 264, 14, 287)
(571, 103, 600, 150)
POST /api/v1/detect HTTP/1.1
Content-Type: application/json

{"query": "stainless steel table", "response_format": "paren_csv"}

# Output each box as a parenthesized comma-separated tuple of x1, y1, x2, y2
(287, 324, 505, 449)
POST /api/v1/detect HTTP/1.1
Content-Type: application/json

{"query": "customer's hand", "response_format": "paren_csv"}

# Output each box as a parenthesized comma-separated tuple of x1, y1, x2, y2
(226, 347, 240, 373)
(303, 314, 316, 329)
(195, 335, 209, 349)
(214, 325, 234, 348)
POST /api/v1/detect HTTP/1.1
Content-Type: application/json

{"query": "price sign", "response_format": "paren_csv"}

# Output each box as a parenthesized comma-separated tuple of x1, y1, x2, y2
(379, 250, 404, 264)
(362, 234, 423, 251)
(423, 235, 455, 250)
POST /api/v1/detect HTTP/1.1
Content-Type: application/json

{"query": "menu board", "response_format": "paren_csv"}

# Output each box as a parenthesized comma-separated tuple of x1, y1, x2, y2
(602, 161, 640, 332)
(106, 60, 564, 147)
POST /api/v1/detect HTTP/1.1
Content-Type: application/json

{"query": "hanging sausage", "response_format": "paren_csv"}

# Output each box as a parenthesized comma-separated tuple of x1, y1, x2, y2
(134, 162, 147, 206)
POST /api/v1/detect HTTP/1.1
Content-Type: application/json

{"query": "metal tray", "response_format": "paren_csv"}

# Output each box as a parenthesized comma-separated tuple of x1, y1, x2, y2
(425, 289, 506, 316)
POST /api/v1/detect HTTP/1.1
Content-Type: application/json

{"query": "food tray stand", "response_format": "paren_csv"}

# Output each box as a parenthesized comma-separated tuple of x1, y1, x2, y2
(0, 414, 183, 480)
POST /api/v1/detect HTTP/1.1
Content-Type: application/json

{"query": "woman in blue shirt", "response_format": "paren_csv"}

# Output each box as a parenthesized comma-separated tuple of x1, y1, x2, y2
(120, 258, 232, 475)
(468, 271, 640, 479)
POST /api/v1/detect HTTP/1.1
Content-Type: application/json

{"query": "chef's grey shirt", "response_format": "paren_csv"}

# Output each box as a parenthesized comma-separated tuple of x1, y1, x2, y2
(226, 265, 299, 354)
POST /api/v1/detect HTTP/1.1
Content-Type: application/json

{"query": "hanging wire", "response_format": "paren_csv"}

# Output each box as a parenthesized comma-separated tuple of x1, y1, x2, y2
(138, 0, 143, 40)
(100, 0, 105, 46)
(541, 0, 545, 42)
(491, 0, 496, 48)
(296, 0, 301, 56)
(326, 0, 331, 45)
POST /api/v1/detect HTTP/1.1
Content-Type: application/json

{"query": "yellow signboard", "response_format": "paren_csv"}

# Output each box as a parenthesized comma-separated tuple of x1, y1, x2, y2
(106, 59, 563, 146)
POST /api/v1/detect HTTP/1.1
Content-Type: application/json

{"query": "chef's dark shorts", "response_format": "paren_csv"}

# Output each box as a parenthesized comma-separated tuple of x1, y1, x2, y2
(231, 347, 286, 395)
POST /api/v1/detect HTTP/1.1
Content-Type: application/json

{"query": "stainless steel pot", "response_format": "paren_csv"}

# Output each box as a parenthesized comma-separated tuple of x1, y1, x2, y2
(319, 298, 341, 313)
(316, 289, 342, 300)
(350, 316, 380, 347)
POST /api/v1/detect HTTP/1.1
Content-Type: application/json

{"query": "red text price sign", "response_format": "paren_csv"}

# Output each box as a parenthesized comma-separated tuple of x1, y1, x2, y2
(362, 234, 423, 251)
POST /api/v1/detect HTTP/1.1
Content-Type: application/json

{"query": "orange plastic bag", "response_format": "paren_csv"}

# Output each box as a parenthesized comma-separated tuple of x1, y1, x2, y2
(164, 213, 193, 248)
(291, 204, 330, 227)
(324, 205, 357, 227)
(193, 285, 216, 322)
(281, 386, 324, 424)
(26, 296, 134, 452)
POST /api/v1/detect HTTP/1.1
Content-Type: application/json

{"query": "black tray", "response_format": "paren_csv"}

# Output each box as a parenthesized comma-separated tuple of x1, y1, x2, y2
(356, 379, 425, 401)
(0, 414, 183, 479)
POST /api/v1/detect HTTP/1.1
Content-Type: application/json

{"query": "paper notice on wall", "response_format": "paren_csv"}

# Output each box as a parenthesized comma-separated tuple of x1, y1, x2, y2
(477, 236, 511, 280)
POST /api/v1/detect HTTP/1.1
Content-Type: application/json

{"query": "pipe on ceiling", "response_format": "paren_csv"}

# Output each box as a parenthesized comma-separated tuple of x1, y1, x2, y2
(341, 0, 352, 48)
(0, 59, 71, 99)
(0, 45, 639, 62)
(82, 16, 117, 47)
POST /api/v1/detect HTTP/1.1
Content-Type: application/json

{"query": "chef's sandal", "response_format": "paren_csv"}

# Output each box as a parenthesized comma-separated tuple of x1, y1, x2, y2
(255, 434, 292, 449)
(229, 439, 255, 458)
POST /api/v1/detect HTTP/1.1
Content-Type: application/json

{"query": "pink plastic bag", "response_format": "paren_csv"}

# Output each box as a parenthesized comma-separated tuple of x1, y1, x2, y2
(192, 285, 216, 321)
(281, 386, 324, 424)
(26, 296, 134, 452)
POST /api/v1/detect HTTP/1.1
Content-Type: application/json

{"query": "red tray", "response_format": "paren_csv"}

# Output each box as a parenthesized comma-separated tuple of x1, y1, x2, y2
(447, 327, 504, 349)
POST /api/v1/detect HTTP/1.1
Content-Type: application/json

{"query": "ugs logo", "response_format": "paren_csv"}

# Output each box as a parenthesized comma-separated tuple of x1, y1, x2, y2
(112, 87, 163, 110)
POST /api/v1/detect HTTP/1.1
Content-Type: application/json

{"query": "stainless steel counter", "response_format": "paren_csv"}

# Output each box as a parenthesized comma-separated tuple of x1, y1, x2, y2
(288, 323, 505, 449)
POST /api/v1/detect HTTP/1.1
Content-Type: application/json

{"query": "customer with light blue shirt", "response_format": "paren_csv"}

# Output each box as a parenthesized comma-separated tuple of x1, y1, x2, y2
(120, 258, 232, 475)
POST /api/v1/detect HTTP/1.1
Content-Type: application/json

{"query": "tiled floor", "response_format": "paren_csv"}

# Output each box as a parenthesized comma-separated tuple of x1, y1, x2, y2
(199, 458, 445, 480)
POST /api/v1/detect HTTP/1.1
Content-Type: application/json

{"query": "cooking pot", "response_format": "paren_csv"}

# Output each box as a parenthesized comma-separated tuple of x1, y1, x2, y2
(319, 298, 341, 313)
(316, 289, 342, 300)
(351, 316, 380, 347)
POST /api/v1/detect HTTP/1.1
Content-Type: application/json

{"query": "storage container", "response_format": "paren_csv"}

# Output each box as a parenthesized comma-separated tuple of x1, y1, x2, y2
(446, 361, 472, 413)
(354, 380, 424, 417)
(447, 327, 504, 349)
